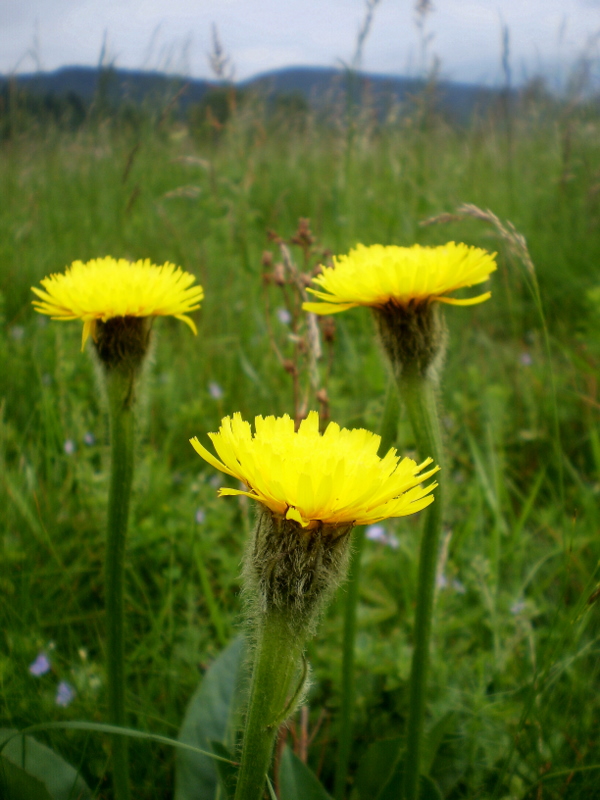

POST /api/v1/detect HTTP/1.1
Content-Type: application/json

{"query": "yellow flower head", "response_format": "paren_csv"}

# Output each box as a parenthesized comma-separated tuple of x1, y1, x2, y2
(31, 257, 204, 349)
(302, 242, 497, 315)
(190, 411, 438, 529)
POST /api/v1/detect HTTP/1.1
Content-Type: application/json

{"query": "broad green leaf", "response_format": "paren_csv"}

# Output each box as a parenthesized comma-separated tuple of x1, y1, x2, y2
(210, 740, 238, 800)
(354, 737, 403, 799)
(175, 637, 246, 800)
(0, 729, 91, 800)
(278, 746, 332, 800)
(0, 755, 54, 800)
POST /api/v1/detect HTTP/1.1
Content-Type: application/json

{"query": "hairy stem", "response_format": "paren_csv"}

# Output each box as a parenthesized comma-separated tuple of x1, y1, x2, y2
(234, 611, 303, 800)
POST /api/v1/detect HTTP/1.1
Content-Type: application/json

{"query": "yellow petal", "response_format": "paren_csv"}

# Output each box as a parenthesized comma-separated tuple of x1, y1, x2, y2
(437, 291, 491, 306)
(192, 411, 438, 529)
(302, 301, 358, 315)
(175, 314, 198, 334)
(218, 487, 257, 500)
(189, 437, 238, 478)
(301, 243, 496, 316)
(31, 257, 204, 346)
(286, 506, 309, 527)
(81, 319, 95, 351)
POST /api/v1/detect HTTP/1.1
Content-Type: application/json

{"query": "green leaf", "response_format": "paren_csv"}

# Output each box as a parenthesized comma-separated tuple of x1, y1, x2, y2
(375, 760, 443, 800)
(175, 637, 246, 800)
(0, 729, 91, 800)
(422, 712, 456, 774)
(418, 775, 444, 800)
(0, 755, 54, 800)
(354, 738, 403, 799)
(265, 775, 278, 800)
(210, 740, 238, 800)
(2, 721, 233, 761)
(278, 746, 332, 800)
(353, 720, 452, 799)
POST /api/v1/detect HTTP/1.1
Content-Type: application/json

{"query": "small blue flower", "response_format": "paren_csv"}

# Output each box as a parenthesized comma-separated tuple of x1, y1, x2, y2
(63, 439, 76, 455)
(276, 307, 292, 325)
(195, 508, 206, 524)
(386, 533, 399, 550)
(365, 524, 387, 543)
(520, 352, 533, 367)
(208, 381, 224, 400)
(83, 432, 96, 446)
(55, 681, 76, 707)
(511, 599, 526, 615)
(29, 653, 51, 676)
(366, 524, 398, 548)
(10, 326, 25, 341)
(436, 573, 448, 590)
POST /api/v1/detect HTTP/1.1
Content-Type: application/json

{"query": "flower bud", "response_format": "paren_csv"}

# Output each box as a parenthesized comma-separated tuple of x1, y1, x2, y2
(245, 508, 353, 634)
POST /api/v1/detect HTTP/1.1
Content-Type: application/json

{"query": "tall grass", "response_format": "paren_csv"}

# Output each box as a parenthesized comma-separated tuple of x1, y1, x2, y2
(1, 89, 600, 798)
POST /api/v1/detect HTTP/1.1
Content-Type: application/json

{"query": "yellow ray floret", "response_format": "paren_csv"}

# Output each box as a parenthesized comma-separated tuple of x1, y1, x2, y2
(190, 411, 439, 529)
(31, 257, 204, 349)
(302, 242, 497, 315)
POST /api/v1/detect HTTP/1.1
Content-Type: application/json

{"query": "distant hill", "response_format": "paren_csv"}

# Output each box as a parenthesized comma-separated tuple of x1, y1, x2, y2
(243, 66, 509, 119)
(0, 65, 511, 121)
(0, 66, 211, 107)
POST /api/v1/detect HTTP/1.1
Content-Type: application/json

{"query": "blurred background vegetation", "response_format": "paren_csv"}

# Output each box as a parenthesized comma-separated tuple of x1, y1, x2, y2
(1, 50, 600, 799)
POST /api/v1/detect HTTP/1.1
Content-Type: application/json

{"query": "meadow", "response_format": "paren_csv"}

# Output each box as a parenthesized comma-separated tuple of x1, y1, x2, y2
(1, 82, 600, 799)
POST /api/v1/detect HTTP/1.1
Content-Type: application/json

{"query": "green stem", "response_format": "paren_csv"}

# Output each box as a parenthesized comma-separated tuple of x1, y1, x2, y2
(105, 369, 135, 800)
(333, 378, 398, 800)
(399, 371, 445, 800)
(379, 376, 400, 456)
(234, 612, 303, 800)
(333, 527, 365, 800)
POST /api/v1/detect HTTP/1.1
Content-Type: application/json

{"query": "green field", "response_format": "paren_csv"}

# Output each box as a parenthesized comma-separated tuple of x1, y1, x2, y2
(2, 89, 600, 799)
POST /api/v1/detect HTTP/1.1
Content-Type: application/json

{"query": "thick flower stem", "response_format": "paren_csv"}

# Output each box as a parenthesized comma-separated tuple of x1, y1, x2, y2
(234, 612, 303, 800)
(398, 370, 445, 800)
(105, 368, 135, 800)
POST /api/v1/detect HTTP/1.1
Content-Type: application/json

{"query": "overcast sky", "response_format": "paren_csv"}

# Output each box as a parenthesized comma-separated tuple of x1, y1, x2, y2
(2, 0, 599, 86)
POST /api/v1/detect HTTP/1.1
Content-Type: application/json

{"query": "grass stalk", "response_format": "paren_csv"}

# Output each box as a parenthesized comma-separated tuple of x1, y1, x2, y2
(194, 538, 229, 648)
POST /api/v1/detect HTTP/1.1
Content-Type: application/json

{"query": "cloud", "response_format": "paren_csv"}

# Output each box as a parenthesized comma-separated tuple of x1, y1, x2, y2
(1, 0, 598, 83)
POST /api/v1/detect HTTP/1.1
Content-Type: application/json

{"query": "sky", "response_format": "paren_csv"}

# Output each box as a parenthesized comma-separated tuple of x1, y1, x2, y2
(1, 0, 599, 87)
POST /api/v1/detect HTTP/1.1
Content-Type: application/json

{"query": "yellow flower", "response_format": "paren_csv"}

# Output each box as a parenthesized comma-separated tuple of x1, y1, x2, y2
(190, 411, 438, 529)
(32, 257, 204, 349)
(302, 242, 496, 315)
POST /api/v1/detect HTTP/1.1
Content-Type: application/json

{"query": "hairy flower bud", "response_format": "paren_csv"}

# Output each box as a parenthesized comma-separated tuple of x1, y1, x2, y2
(245, 508, 353, 634)
(374, 300, 448, 381)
